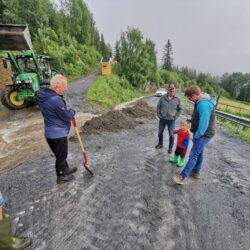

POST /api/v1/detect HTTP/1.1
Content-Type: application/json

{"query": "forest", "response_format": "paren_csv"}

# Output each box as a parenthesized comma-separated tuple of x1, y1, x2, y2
(0, 0, 111, 79)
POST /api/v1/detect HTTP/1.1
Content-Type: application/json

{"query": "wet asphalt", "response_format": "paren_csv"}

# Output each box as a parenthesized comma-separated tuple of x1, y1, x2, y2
(0, 78, 250, 250)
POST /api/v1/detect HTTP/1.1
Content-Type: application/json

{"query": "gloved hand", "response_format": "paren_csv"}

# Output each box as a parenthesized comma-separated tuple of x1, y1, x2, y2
(69, 108, 76, 116)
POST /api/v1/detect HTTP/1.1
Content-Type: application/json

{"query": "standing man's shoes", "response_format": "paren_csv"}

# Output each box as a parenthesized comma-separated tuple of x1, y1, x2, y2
(155, 144, 163, 149)
(57, 174, 75, 184)
(168, 148, 173, 154)
(172, 174, 185, 185)
(189, 171, 200, 179)
(65, 167, 77, 175)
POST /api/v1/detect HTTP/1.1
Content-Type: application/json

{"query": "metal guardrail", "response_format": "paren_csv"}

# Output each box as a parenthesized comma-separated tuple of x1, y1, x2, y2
(187, 100, 250, 128)
(215, 110, 250, 128)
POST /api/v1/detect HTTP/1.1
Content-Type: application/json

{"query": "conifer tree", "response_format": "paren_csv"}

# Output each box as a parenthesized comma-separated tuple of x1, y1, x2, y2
(115, 41, 120, 62)
(162, 39, 173, 71)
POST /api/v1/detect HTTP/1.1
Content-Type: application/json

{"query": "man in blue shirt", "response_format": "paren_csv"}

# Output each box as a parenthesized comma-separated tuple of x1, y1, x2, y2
(38, 74, 77, 184)
(172, 85, 216, 185)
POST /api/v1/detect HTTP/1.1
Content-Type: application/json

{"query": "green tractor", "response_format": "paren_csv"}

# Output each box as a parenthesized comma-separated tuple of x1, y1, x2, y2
(0, 24, 56, 110)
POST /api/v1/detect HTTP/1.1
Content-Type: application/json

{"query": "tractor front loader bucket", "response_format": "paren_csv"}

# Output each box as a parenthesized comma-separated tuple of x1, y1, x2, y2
(0, 24, 32, 50)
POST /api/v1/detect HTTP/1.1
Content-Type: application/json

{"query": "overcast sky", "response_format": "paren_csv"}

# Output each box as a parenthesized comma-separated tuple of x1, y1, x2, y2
(84, 0, 250, 75)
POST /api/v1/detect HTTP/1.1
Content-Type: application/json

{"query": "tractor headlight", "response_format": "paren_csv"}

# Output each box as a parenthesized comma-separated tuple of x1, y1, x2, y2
(24, 80, 32, 84)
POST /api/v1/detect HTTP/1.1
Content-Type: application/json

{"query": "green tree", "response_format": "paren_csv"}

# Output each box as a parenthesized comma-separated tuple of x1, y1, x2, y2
(0, 0, 21, 23)
(203, 83, 216, 96)
(116, 28, 158, 87)
(221, 72, 245, 99)
(92, 29, 100, 51)
(197, 72, 209, 86)
(99, 34, 110, 57)
(144, 39, 158, 82)
(162, 39, 173, 71)
(68, 0, 93, 45)
(115, 41, 120, 62)
(221, 72, 250, 102)
(159, 70, 181, 85)
(238, 82, 250, 102)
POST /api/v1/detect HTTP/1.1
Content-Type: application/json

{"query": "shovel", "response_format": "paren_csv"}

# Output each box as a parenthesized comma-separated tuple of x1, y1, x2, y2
(72, 117, 93, 175)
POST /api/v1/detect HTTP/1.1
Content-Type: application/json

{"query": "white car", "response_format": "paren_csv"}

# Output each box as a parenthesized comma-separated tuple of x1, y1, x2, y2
(155, 88, 167, 97)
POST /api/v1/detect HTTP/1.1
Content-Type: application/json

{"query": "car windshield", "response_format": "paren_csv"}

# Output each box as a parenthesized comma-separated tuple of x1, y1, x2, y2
(158, 88, 166, 91)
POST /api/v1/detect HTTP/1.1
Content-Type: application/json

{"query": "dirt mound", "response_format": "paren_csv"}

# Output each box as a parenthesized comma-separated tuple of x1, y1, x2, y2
(122, 101, 156, 119)
(81, 101, 155, 134)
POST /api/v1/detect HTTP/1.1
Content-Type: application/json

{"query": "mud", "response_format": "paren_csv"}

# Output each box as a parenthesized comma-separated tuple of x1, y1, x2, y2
(0, 77, 250, 249)
(0, 74, 98, 172)
(81, 101, 155, 134)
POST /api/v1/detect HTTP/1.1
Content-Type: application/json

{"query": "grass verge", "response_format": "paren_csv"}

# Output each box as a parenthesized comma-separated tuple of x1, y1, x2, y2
(216, 117, 250, 142)
(217, 96, 250, 119)
(86, 74, 152, 109)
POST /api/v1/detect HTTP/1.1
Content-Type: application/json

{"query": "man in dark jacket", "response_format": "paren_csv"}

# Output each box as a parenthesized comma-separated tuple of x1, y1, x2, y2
(38, 74, 77, 184)
(172, 85, 216, 185)
(156, 84, 182, 153)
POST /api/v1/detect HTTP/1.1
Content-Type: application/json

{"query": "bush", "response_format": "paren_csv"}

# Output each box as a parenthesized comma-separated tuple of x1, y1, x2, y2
(33, 27, 101, 79)
(159, 70, 182, 85)
(203, 83, 216, 96)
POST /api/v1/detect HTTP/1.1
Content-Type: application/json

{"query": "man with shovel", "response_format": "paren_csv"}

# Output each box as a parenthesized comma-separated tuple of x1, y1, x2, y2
(38, 74, 77, 184)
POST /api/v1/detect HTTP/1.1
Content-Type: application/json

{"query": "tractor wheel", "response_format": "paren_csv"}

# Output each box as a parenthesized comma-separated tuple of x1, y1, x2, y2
(1, 86, 28, 110)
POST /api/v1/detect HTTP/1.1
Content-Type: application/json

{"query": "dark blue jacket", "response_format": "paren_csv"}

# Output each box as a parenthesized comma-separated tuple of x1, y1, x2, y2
(38, 88, 75, 139)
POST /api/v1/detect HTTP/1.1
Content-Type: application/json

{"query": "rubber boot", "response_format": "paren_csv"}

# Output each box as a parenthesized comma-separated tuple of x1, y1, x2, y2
(0, 215, 32, 250)
(169, 155, 179, 164)
(176, 157, 185, 168)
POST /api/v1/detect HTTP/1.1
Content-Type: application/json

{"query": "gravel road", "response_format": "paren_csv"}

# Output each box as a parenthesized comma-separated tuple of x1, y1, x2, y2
(0, 74, 98, 172)
(0, 90, 250, 250)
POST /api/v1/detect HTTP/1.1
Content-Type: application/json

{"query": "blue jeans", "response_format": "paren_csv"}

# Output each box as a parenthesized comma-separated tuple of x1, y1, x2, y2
(181, 137, 211, 178)
(158, 119, 175, 149)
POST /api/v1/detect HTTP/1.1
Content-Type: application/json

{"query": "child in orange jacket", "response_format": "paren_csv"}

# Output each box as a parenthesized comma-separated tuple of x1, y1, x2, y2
(169, 119, 190, 167)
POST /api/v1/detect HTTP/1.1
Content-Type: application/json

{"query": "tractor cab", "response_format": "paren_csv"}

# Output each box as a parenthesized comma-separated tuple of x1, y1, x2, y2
(15, 53, 51, 84)
(37, 55, 54, 85)
(16, 54, 37, 73)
